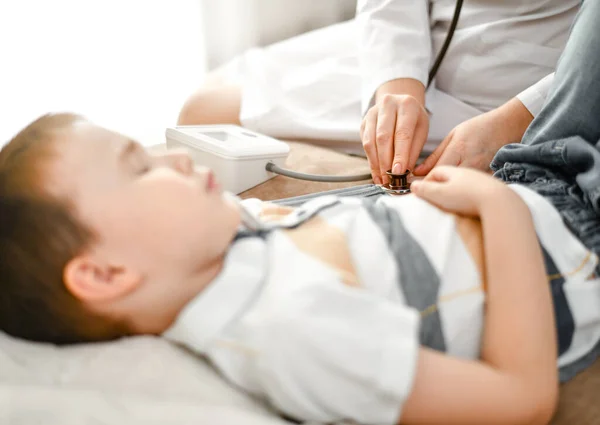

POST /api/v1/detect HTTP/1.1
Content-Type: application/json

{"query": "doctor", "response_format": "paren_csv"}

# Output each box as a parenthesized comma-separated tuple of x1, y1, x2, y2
(178, 0, 579, 184)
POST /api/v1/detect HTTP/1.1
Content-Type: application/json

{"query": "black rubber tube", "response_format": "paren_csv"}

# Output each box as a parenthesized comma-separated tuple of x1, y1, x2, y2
(428, 0, 464, 88)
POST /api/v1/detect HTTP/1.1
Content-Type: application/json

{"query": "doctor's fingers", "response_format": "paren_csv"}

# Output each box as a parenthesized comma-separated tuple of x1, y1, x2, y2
(427, 138, 465, 175)
(414, 131, 454, 176)
(375, 99, 399, 184)
(361, 108, 382, 185)
(391, 97, 422, 175)
(406, 110, 429, 174)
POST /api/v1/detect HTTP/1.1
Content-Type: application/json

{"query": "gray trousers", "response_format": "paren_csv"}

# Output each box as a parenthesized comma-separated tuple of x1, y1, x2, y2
(492, 0, 600, 257)
(491, 0, 600, 381)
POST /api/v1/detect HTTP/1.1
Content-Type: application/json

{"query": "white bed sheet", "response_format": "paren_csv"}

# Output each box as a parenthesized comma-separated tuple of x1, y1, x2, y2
(0, 331, 294, 425)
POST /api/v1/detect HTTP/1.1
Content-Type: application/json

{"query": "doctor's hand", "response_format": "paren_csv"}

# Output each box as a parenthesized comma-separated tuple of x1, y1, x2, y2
(413, 98, 534, 176)
(360, 94, 429, 185)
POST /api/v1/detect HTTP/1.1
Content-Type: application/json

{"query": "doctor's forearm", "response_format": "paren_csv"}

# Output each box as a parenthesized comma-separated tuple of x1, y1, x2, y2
(491, 97, 534, 143)
(375, 78, 426, 106)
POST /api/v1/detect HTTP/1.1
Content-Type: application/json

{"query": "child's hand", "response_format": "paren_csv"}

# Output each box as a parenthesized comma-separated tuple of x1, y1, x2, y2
(410, 166, 510, 216)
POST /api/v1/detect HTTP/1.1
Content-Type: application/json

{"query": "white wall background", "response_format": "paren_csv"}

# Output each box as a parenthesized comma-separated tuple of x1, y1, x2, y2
(0, 0, 355, 147)
(0, 0, 206, 147)
(202, 0, 356, 69)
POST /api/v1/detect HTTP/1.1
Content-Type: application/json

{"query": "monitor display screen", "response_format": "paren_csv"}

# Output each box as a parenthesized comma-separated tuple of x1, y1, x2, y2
(198, 131, 242, 143)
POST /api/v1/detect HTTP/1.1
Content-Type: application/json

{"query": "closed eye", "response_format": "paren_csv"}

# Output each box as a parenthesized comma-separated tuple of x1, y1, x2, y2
(137, 163, 152, 175)
(118, 139, 153, 176)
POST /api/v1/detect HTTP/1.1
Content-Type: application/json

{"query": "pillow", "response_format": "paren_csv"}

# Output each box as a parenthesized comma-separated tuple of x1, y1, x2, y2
(0, 331, 292, 425)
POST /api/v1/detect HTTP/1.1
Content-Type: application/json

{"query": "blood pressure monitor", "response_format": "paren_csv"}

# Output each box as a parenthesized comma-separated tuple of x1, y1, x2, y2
(165, 125, 290, 194)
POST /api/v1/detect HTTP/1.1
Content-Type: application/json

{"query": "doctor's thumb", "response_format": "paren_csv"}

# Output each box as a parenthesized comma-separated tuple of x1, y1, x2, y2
(414, 134, 452, 176)
(414, 157, 435, 176)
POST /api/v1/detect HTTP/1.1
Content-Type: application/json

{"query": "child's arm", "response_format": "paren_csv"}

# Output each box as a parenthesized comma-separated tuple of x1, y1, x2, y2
(404, 167, 558, 425)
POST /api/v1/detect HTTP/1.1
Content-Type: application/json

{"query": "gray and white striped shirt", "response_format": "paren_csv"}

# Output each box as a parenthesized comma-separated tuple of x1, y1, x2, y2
(165, 185, 600, 425)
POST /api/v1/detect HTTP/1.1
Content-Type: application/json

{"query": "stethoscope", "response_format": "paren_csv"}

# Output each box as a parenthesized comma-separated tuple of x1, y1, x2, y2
(266, 0, 465, 190)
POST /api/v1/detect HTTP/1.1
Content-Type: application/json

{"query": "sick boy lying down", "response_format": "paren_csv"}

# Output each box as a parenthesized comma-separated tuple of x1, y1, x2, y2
(1, 114, 599, 425)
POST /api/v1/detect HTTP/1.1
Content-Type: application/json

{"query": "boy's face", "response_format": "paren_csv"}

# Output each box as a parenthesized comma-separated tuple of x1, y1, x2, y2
(48, 120, 240, 325)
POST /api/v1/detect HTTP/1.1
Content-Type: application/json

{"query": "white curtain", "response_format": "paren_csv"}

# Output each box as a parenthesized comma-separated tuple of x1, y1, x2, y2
(0, 0, 206, 147)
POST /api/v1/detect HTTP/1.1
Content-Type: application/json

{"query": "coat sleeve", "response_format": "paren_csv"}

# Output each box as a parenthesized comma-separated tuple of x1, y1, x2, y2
(516, 73, 555, 117)
(356, 0, 431, 114)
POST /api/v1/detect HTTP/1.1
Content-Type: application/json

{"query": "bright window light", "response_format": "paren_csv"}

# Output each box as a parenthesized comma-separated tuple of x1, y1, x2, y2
(0, 0, 206, 147)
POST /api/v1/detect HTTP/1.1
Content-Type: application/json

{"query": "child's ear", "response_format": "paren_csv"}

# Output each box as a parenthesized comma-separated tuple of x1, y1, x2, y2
(63, 254, 142, 303)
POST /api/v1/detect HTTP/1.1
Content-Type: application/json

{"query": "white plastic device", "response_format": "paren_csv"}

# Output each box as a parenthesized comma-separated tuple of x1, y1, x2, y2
(165, 125, 290, 194)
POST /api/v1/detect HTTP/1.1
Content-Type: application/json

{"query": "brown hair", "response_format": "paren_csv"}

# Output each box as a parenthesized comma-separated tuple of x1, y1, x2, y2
(0, 113, 129, 344)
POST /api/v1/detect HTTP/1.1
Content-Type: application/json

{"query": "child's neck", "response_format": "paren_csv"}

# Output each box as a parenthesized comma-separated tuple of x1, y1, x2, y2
(128, 254, 227, 336)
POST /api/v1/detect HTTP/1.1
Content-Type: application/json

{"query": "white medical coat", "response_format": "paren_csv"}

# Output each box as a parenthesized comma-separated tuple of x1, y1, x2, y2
(223, 0, 578, 147)
(358, 0, 576, 114)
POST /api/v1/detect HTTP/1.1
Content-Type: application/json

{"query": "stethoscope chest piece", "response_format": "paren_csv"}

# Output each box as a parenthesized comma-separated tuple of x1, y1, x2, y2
(381, 170, 411, 195)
